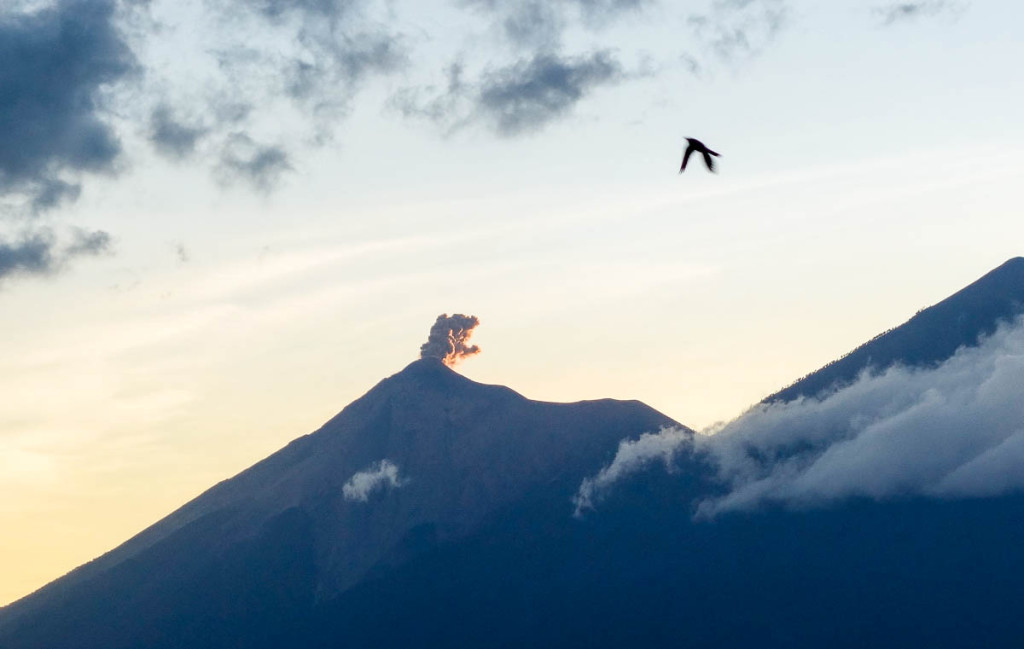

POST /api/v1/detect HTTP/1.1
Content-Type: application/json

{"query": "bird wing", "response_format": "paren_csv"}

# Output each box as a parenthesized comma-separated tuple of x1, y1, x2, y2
(679, 145, 694, 173)
(701, 149, 716, 172)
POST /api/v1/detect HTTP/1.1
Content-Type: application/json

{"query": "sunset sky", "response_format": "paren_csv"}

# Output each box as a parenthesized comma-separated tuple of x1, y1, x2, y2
(2, 0, 1023, 605)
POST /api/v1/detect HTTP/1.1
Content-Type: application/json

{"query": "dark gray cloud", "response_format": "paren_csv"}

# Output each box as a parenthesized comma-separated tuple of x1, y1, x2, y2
(395, 51, 627, 136)
(0, 232, 55, 280)
(0, 0, 137, 211)
(217, 134, 293, 191)
(688, 0, 787, 64)
(65, 228, 113, 257)
(149, 105, 208, 160)
(0, 227, 112, 284)
(478, 51, 625, 135)
(873, 1, 960, 25)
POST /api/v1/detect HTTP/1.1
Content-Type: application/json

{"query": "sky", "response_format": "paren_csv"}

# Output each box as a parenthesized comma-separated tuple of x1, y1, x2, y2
(2, 0, 1024, 606)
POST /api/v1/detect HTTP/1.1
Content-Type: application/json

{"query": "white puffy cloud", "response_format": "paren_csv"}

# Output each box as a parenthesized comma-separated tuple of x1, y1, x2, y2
(342, 459, 407, 502)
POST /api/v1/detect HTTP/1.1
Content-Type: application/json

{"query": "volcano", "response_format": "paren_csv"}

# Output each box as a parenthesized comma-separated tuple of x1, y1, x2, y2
(3, 260, 1024, 649)
(0, 359, 683, 649)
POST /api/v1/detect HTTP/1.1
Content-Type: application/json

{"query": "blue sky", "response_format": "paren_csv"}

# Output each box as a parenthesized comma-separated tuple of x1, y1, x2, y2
(2, 0, 1023, 605)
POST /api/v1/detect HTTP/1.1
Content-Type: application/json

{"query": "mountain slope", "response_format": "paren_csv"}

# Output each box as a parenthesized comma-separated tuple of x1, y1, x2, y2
(0, 359, 682, 649)
(767, 257, 1024, 403)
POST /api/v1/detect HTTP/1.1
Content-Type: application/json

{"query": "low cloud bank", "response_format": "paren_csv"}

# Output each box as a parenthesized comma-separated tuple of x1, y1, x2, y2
(342, 460, 407, 502)
(574, 318, 1024, 517)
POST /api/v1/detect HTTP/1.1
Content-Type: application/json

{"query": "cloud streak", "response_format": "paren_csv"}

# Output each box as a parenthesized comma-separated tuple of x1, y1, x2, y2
(572, 427, 693, 517)
(873, 1, 962, 25)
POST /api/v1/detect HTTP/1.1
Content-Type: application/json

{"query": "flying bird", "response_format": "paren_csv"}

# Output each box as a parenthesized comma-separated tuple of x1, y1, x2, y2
(679, 138, 720, 173)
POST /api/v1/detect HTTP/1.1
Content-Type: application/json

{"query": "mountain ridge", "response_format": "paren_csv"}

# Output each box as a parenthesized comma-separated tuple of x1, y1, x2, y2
(767, 257, 1024, 403)
(0, 358, 683, 645)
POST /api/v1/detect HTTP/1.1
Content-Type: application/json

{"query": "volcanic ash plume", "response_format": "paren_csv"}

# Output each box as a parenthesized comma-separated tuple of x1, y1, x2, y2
(420, 313, 481, 367)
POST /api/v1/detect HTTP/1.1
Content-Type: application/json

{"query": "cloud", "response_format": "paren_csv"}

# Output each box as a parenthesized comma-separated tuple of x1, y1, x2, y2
(873, 1, 962, 25)
(149, 105, 207, 160)
(573, 427, 693, 517)
(65, 228, 113, 257)
(0, 232, 55, 280)
(342, 459, 407, 502)
(419, 313, 481, 367)
(396, 51, 626, 136)
(688, 0, 787, 64)
(696, 318, 1024, 515)
(205, 0, 405, 124)
(463, 0, 649, 42)
(458, 0, 565, 51)
(0, 0, 137, 211)
(477, 51, 625, 135)
(0, 228, 113, 284)
(216, 133, 292, 191)
(574, 318, 1024, 518)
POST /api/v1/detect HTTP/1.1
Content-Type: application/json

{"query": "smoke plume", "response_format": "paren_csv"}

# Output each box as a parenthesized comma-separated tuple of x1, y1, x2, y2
(420, 313, 482, 367)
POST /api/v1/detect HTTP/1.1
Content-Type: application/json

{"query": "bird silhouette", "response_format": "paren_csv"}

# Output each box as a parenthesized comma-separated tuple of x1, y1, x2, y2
(679, 138, 720, 173)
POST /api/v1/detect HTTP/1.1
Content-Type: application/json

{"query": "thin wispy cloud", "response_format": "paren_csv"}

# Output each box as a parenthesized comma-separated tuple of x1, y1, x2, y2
(873, 1, 963, 26)
(573, 427, 694, 517)
(216, 134, 293, 191)
(688, 0, 788, 64)
(459, 0, 566, 51)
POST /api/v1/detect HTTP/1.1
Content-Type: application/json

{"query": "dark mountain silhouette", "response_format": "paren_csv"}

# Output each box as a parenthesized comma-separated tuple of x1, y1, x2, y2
(3, 259, 1024, 648)
(767, 257, 1024, 403)
(0, 359, 682, 649)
